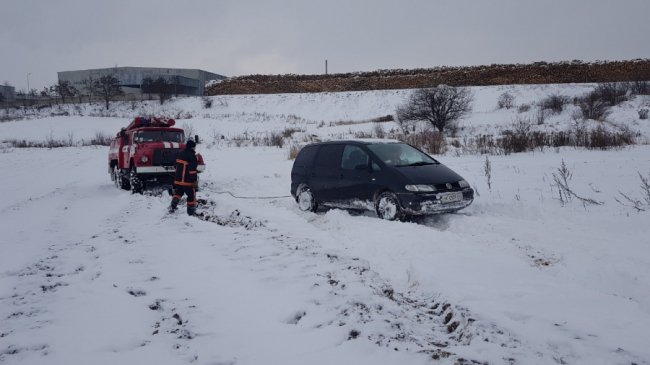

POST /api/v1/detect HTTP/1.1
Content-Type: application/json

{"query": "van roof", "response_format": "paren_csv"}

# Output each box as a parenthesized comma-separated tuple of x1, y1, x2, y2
(309, 138, 402, 146)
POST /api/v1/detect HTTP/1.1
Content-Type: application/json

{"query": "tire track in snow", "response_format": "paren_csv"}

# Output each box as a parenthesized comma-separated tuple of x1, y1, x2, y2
(191, 193, 524, 364)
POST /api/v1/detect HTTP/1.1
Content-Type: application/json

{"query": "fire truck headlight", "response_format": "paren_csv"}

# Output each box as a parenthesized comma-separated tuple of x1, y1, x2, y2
(140, 155, 149, 163)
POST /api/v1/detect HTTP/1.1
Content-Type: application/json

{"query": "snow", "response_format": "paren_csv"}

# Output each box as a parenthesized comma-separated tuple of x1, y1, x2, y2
(1, 83, 650, 364)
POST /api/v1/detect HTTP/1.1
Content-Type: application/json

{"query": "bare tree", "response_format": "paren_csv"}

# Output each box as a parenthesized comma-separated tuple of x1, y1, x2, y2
(93, 75, 123, 110)
(152, 77, 172, 105)
(141, 77, 154, 100)
(397, 85, 473, 133)
(51, 80, 77, 104)
(81, 76, 97, 103)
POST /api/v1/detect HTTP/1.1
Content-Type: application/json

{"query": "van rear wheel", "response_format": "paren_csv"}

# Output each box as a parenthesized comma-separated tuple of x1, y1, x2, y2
(375, 192, 403, 221)
(297, 185, 317, 212)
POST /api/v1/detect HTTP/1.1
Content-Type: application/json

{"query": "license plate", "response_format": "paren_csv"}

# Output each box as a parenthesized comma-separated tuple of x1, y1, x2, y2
(164, 166, 175, 171)
(439, 191, 463, 203)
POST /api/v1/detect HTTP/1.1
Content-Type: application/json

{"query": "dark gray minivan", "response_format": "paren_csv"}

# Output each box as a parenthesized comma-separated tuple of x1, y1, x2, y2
(290, 140, 474, 220)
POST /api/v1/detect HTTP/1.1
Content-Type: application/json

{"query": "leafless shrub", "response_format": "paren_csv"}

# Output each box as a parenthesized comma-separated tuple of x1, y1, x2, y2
(578, 91, 610, 121)
(484, 156, 492, 191)
(615, 172, 650, 212)
(588, 125, 635, 149)
(5, 139, 48, 148)
(181, 122, 195, 140)
(638, 108, 649, 120)
(517, 104, 531, 113)
(373, 123, 386, 138)
(540, 94, 569, 114)
(288, 144, 301, 160)
(630, 81, 650, 95)
(399, 130, 447, 155)
(202, 96, 213, 109)
(353, 131, 373, 139)
(264, 132, 284, 148)
(535, 107, 548, 125)
(88, 131, 112, 146)
(497, 92, 515, 109)
(552, 159, 603, 207)
(593, 82, 630, 106)
(66, 131, 75, 146)
(498, 118, 532, 154)
(282, 127, 303, 139)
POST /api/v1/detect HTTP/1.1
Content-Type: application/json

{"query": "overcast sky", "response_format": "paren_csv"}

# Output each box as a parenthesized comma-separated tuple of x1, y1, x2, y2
(2, 0, 650, 91)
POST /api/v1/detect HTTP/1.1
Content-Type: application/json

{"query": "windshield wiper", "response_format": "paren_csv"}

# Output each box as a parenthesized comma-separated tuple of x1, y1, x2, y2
(397, 161, 436, 167)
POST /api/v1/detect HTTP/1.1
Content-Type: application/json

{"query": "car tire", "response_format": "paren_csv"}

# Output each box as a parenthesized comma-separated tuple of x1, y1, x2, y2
(375, 191, 403, 221)
(296, 184, 318, 212)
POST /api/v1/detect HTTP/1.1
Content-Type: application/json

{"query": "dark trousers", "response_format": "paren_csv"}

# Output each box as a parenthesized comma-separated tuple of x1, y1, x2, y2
(170, 184, 197, 215)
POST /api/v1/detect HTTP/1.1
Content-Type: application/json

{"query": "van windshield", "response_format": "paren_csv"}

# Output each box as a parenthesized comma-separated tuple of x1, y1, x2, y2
(134, 130, 184, 143)
(367, 143, 438, 167)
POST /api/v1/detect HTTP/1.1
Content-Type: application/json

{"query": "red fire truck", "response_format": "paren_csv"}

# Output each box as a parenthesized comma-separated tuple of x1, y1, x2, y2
(108, 116, 205, 193)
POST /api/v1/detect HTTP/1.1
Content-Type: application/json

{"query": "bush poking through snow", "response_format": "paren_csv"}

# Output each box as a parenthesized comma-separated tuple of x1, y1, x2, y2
(484, 156, 492, 191)
(288, 144, 301, 160)
(552, 159, 603, 207)
(202, 96, 213, 109)
(399, 130, 447, 155)
(616, 171, 650, 212)
(89, 131, 112, 146)
(181, 122, 195, 141)
(639, 108, 649, 120)
(630, 81, 650, 96)
(593, 82, 630, 107)
(540, 94, 569, 114)
(497, 92, 515, 109)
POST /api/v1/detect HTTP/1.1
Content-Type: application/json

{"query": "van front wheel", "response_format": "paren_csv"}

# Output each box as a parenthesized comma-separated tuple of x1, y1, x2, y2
(375, 192, 403, 221)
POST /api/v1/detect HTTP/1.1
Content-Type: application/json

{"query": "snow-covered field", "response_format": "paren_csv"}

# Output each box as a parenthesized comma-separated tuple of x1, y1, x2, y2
(2, 84, 650, 364)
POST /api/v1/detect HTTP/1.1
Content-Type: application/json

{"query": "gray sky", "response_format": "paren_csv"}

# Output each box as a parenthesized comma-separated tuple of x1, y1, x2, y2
(2, 0, 650, 91)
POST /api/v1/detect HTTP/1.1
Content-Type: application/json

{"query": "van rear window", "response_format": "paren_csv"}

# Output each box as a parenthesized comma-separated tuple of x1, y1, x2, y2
(295, 145, 318, 166)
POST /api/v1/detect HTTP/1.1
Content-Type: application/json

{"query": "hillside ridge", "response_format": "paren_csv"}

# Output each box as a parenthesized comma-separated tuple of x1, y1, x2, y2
(206, 59, 650, 95)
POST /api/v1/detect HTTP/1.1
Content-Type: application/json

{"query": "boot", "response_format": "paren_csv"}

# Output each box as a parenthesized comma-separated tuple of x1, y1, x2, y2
(169, 196, 180, 213)
(187, 206, 196, 216)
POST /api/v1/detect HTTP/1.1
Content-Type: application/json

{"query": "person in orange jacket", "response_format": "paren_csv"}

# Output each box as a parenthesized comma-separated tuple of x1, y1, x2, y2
(169, 140, 199, 215)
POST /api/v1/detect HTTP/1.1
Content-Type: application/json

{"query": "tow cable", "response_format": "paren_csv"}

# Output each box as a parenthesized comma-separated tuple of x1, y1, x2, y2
(209, 191, 292, 200)
(162, 172, 293, 200)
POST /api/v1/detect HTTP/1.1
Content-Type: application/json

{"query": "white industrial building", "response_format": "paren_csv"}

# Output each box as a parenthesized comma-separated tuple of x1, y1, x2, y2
(57, 67, 225, 96)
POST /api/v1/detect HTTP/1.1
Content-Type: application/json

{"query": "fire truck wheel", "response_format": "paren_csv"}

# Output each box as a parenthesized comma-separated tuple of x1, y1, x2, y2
(129, 168, 144, 194)
(114, 166, 130, 190)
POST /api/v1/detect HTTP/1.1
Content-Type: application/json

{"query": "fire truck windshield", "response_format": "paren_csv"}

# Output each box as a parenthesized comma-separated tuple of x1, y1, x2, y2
(134, 131, 184, 143)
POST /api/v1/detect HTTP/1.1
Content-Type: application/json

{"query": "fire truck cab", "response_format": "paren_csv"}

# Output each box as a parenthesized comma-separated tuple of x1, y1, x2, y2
(108, 116, 205, 193)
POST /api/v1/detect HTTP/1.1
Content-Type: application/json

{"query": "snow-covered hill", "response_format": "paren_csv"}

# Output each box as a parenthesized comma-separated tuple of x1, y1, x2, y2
(1, 84, 650, 364)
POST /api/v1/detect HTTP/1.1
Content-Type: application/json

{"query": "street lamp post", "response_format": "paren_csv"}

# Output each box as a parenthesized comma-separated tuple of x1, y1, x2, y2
(26, 73, 31, 97)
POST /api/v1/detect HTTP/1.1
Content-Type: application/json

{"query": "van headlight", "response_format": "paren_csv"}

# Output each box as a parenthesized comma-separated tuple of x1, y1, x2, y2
(405, 184, 437, 192)
(458, 179, 470, 188)
(140, 155, 149, 163)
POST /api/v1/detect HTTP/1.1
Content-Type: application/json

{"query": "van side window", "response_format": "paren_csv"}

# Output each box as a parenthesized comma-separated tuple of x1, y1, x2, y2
(314, 145, 344, 168)
(341, 145, 369, 170)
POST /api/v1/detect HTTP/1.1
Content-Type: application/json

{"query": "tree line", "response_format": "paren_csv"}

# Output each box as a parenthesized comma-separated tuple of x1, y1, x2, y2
(4, 75, 183, 109)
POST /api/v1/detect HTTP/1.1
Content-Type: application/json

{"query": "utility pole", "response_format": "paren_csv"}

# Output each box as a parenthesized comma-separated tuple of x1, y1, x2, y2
(325, 60, 328, 75)
(26, 73, 31, 95)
